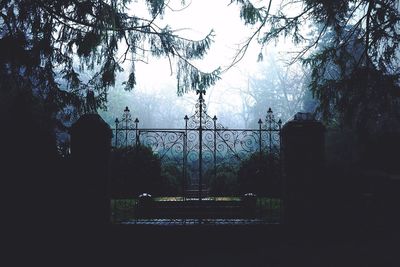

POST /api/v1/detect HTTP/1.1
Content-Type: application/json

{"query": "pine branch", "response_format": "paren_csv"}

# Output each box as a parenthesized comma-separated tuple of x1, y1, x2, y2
(223, 0, 273, 72)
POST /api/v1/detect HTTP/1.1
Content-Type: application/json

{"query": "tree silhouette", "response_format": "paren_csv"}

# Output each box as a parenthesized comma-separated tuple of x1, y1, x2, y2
(0, 0, 220, 135)
(232, 0, 400, 129)
(245, 54, 309, 125)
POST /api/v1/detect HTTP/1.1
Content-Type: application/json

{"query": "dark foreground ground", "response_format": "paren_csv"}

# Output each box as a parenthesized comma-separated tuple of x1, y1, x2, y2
(7, 223, 400, 266)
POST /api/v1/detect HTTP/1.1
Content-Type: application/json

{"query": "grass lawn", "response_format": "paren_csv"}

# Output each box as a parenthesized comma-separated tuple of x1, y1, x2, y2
(111, 197, 282, 222)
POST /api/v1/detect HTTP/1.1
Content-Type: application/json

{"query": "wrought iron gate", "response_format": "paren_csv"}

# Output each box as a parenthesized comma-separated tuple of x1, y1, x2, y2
(112, 89, 282, 200)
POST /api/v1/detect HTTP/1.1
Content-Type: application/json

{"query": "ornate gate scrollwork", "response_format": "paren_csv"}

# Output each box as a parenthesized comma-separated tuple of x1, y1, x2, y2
(112, 91, 282, 200)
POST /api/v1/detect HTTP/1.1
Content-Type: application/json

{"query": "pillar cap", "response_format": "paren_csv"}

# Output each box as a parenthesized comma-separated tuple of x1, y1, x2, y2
(281, 117, 325, 133)
(70, 114, 112, 137)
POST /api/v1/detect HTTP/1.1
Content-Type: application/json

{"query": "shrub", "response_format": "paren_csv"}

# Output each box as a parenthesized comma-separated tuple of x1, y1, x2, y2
(109, 145, 162, 197)
(160, 163, 184, 196)
(238, 153, 281, 197)
(206, 165, 239, 196)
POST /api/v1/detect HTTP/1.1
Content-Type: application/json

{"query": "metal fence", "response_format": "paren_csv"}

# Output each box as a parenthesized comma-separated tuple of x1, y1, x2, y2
(112, 89, 282, 200)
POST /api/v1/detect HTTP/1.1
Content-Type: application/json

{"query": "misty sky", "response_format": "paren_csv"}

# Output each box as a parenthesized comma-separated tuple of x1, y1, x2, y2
(104, 0, 302, 127)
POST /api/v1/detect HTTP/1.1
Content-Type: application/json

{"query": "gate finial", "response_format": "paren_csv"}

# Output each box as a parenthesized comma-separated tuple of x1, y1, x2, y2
(196, 89, 206, 101)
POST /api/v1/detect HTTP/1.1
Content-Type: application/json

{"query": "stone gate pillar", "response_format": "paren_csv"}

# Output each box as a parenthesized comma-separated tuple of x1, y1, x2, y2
(70, 114, 112, 226)
(281, 113, 325, 227)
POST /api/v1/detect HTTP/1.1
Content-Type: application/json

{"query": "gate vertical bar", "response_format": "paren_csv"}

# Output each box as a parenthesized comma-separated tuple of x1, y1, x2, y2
(258, 119, 262, 159)
(123, 106, 131, 147)
(267, 108, 273, 154)
(197, 90, 205, 201)
(258, 117, 263, 207)
(199, 109, 202, 201)
(134, 118, 139, 147)
(184, 115, 189, 200)
(213, 116, 218, 191)
(115, 118, 119, 147)
(125, 116, 128, 147)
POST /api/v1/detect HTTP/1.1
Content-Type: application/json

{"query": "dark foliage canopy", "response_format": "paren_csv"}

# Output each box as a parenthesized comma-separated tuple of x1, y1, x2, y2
(233, 0, 400, 131)
(0, 0, 220, 124)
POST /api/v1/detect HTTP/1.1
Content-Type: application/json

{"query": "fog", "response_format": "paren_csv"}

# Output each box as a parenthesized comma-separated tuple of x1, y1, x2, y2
(99, 0, 314, 129)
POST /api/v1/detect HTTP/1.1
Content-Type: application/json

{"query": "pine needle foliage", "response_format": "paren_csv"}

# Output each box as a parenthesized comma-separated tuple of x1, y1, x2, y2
(233, 0, 400, 130)
(0, 0, 220, 119)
